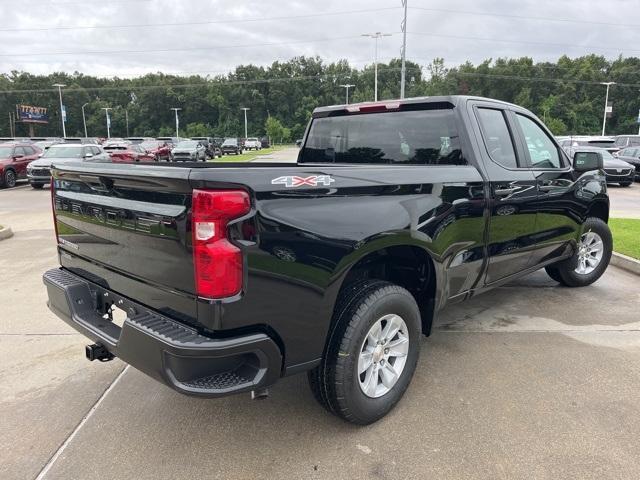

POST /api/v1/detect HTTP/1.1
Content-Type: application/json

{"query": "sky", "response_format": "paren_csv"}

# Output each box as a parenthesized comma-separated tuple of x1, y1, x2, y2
(0, 0, 638, 78)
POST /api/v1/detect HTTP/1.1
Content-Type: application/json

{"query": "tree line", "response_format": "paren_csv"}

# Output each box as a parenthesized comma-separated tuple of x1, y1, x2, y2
(1, 54, 639, 140)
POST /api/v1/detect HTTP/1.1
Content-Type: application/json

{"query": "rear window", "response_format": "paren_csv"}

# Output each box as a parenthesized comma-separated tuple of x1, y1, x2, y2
(300, 108, 466, 165)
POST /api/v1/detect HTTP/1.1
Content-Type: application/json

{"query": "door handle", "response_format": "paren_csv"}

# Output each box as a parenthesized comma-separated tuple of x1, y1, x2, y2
(494, 187, 519, 196)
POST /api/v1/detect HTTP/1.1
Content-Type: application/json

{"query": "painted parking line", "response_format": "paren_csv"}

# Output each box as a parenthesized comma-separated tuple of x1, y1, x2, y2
(34, 365, 130, 480)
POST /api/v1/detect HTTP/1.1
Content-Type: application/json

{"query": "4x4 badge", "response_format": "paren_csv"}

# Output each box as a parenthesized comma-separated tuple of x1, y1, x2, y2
(271, 175, 335, 188)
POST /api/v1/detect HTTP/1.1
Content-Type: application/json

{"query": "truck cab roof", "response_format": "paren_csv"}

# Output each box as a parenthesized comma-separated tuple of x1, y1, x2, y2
(312, 95, 516, 116)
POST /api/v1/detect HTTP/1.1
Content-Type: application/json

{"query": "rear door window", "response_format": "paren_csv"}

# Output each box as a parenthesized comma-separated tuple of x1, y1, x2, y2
(476, 108, 518, 169)
(300, 107, 466, 165)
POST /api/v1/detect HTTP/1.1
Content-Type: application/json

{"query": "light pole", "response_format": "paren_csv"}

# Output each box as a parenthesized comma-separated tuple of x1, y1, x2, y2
(125, 109, 129, 137)
(81, 103, 88, 138)
(240, 107, 250, 138)
(400, 0, 408, 99)
(362, 32, 392, 102)
(170, 107, 181, 138)
(101, 107, 112, 139)
(52, 83, 66, 138)
(339, 84, 355, 104)
(600, 82, 616, 136)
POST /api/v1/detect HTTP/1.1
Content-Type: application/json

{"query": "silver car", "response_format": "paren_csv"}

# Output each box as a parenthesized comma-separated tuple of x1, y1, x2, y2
(26, 144, 110, 189)
(171, 140, 207, 162)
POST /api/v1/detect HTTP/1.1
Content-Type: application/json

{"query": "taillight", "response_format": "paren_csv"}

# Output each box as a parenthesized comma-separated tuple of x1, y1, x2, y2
(192, 189, 251, 299)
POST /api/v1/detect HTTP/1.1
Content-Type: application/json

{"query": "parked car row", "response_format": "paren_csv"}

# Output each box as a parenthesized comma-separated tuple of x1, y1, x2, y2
(0, 134, 275, 188)
(557, 134, 640, 183)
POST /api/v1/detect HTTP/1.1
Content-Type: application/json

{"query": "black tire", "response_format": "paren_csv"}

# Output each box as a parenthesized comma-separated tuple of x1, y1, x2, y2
(3, 169, 17, 188)
(544, 265, 563, 283)
(31, 183, 44, 190)
(548, 217, 612, 287)
(620, 182, 631, 187)
(307, 280, 421, 424)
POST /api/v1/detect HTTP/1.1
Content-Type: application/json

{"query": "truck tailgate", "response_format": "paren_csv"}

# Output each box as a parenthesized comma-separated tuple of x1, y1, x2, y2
(52, 163, 196, 299)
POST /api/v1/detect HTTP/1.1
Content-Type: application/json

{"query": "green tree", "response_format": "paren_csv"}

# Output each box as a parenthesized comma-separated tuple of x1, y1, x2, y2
(184, 122, 210, 137)
(265, 116, 284, 144)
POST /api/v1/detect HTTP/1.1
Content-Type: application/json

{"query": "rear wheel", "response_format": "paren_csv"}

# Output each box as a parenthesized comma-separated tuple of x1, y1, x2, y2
(307, 280, 421, 424)
(620, 182, 631, 187)
(545, 217, 612, 287)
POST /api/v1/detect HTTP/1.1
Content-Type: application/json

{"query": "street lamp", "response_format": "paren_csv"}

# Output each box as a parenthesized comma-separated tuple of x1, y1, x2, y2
(170, 107, 181, 138)
(600, 82, 616, 136)
(339, 84, 356, 104)
(52, 83, 66, 138)
(101, 107, 112, 139)
(81, 103, 89, 138)
(362, 32, 392, 102)
(240, 107, 250, 139)
(400, 0, 408, 99)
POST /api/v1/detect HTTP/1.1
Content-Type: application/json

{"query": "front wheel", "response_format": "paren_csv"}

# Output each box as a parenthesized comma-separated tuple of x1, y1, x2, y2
(308, 280, 421, 424)
(620, 182, 632, 187)
(3, 169, 17, 188)
(31, 183, 44, 190)
(545, 217, 612, 287)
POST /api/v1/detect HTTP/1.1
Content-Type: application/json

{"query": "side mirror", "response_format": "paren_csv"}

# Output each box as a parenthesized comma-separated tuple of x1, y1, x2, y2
(84, 153, 94, 159)
(573, 151, 603, 172)
(13, 154, 24, 160)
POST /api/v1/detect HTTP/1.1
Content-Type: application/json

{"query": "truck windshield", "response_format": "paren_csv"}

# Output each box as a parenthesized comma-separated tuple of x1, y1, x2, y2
(300, 108, 465, 165)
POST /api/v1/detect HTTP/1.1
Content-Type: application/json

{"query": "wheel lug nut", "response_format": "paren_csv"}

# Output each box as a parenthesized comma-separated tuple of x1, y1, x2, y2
(384, 348, 389, 354)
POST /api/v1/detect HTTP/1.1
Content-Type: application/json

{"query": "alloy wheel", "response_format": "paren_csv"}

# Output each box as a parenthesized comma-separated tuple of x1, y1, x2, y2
(358, 314, 409, 398)
(575, 230, 604, 275)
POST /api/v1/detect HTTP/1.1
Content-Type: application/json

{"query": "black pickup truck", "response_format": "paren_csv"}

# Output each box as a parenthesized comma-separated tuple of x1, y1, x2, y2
(43, 96, 612, 424)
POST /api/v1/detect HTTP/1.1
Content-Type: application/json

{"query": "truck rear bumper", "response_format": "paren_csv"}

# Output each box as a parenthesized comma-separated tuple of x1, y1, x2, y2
(43, 268, 282, 397)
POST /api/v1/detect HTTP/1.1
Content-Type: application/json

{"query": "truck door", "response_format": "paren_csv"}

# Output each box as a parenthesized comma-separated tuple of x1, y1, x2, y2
(510, 111, 581, 266)
(472, 104, 539, 284)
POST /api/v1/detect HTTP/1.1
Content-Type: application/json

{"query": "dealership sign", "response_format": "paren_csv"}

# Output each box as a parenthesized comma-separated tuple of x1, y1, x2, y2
(16, 104, 49, 124)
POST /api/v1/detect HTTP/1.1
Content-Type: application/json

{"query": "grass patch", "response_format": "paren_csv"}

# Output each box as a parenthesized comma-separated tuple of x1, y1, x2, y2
(208, 145, 288, 163)
(609, 218, 640, 259)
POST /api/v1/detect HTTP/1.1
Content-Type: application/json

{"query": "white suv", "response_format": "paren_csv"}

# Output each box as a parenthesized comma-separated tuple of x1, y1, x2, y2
(244, 138, 262, 150)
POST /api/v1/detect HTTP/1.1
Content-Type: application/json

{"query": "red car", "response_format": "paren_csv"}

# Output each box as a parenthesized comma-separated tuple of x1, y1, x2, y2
(103, 142, 155, 163)
(0, 142, 42, 188)
(140, 140, 171, 161)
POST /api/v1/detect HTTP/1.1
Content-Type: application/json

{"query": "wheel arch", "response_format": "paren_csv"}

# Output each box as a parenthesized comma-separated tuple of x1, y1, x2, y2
(331, 242, 438, 337)
(586, 200, 609, 224)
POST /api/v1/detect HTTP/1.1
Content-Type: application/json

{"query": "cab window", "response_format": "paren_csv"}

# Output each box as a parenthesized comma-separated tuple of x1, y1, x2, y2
(476, 108, 518, 169)
(515, 114, 563, 169)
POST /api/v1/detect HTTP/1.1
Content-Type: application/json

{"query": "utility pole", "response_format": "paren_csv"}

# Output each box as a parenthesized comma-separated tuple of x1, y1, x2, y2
(81, 103, 89, 138)
(170, 107, 181, 138)
(52, 83, 66, 138)
(362, 32, 392, 101)
(400, 0, 408, 99)
(600, 82, 615, 136)
(240, 107, 250, 138)
(125, 109, 129, 137)
(101, 107, 112, 139)
(339, 84, 355, 104)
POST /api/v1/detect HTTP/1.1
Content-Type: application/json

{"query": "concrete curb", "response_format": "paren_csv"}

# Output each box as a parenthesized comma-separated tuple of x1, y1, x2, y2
(611, 252, 640, 276)
(0, 226, 13, 241)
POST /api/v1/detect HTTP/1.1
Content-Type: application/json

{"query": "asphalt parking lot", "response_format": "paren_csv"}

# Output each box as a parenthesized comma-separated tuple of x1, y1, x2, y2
(1, 182, 639, 480)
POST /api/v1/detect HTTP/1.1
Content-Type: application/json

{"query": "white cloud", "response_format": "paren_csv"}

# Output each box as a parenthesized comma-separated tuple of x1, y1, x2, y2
(0, 0, 636, 77)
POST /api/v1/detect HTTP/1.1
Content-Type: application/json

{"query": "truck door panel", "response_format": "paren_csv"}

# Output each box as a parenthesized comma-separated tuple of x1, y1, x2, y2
(471, 104, 539, 284)
(510, 112, 581, 266)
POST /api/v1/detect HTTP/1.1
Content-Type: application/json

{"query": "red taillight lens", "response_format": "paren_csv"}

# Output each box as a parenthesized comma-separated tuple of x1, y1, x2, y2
(192, 189, 251, 298)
